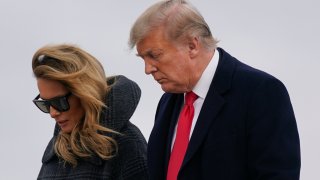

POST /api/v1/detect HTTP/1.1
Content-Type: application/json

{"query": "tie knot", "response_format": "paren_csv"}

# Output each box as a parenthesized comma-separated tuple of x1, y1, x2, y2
(185, 91, 198, 105)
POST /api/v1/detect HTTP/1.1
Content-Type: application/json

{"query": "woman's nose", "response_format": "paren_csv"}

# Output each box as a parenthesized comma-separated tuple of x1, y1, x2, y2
(49, 106, 61, 118)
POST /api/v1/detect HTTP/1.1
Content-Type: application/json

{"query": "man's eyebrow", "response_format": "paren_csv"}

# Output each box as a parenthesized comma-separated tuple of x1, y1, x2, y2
(136, 48, 164, 58)
(136, 49, 152, 58)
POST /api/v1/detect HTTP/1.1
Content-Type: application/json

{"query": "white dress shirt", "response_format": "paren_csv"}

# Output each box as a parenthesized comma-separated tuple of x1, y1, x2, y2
(171, 49, 220, 150)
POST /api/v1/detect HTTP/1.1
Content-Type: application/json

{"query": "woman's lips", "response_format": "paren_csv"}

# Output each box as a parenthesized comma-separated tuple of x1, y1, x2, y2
(57, 120, 68, 128)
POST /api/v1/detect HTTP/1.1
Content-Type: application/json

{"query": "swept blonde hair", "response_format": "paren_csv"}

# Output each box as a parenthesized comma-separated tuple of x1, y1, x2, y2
(32, 44, 117, 166)
(129, 0, 218, 50)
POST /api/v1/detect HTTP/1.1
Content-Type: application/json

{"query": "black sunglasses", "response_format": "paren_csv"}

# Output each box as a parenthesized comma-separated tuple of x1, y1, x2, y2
(33, 92, 72, 113)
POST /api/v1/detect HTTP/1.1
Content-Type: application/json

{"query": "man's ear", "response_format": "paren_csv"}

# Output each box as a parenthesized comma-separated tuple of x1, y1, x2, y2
(188, 37, 200, 58)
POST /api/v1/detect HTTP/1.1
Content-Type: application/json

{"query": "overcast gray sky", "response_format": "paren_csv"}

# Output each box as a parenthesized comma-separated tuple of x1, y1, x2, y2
(0, 0, 319, 179)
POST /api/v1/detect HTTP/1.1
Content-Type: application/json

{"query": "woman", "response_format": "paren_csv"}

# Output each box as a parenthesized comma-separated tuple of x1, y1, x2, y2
(32, 44, 148, 179)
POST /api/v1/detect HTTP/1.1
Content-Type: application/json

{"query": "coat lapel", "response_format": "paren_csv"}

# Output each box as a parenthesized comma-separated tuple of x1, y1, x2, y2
(181, 48, 237, 168)
(182, 91, 225, 167)
(148, 93, 183, 179)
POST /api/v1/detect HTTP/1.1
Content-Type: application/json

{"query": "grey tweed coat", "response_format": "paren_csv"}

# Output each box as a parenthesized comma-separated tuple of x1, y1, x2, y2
(38, 75, 149, 180)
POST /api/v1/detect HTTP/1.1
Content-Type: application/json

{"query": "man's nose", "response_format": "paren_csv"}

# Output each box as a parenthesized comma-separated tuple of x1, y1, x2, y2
(144, 60, 157, 75)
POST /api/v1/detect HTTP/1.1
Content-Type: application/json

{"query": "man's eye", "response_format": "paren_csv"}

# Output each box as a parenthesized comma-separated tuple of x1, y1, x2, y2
(149, 53, 161, 60)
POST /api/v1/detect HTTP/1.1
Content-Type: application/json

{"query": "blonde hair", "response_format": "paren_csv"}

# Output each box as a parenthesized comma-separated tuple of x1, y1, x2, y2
(32, 44, 117, 166)
(129, 0, 218, 50)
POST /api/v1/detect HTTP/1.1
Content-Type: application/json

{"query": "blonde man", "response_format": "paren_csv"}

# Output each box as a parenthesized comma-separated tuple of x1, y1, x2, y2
(129, 0, 300, 180)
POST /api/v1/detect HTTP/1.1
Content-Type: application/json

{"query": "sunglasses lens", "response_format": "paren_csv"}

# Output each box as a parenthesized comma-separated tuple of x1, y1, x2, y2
(50, 97, 70, 112)
(33, 93, 71, 113)
(34, 101, 50, 113)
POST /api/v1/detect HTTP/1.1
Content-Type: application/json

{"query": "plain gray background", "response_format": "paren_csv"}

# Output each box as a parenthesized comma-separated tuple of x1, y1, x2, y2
(0, 0, 319, 179)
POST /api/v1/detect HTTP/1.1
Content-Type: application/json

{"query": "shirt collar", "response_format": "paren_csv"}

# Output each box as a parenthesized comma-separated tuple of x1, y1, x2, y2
(192, 49, 219, 99)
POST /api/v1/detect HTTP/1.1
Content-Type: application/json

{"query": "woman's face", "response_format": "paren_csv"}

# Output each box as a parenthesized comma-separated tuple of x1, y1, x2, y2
(36, 78, 85, 133)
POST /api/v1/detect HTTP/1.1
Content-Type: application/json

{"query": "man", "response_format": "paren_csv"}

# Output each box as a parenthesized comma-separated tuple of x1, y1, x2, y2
(129, 0, 300, 180)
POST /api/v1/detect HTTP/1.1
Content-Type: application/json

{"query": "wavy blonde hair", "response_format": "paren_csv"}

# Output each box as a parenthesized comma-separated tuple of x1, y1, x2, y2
(32, 44, 117, 166)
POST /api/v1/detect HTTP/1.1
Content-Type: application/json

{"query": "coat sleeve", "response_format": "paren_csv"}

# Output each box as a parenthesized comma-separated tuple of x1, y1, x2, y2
(247, 77, 300, 179)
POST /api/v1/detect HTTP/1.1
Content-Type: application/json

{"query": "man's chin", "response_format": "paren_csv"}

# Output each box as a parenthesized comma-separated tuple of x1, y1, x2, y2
(160, 84, 171, 93)
(160, 84, 184, 93)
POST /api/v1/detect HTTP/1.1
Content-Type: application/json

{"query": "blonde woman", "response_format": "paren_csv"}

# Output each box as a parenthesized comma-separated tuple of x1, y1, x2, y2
(32, 44, 148, 179)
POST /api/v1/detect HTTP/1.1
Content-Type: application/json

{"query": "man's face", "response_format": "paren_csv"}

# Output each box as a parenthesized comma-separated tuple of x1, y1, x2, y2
(136, 29, 193, 93)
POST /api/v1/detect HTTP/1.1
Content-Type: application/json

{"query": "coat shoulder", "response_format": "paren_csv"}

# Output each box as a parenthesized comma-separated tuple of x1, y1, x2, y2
(110, 122, 149, 180)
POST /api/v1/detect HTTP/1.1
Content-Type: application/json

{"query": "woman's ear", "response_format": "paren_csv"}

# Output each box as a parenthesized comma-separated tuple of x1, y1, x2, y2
(188, 37, 200, 58)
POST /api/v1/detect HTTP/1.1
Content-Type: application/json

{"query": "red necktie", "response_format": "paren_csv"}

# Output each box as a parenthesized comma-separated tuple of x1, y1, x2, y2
(167, 91, 198, 180)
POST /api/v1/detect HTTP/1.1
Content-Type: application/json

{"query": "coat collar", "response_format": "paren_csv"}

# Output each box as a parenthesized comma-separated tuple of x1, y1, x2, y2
(101, 75, 141, 132)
